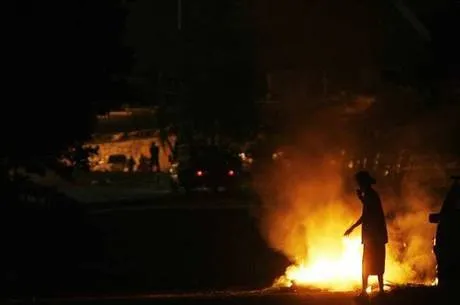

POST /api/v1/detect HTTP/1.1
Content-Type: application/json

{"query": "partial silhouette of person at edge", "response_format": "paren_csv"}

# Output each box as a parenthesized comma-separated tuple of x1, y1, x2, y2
(344, 171, 388, 297)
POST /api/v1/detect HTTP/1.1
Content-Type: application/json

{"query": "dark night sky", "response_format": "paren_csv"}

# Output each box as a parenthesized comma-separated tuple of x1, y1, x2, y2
(123, 0, 458, 98)
(124, 0, 180, 74)
(125, 0, 381, 75)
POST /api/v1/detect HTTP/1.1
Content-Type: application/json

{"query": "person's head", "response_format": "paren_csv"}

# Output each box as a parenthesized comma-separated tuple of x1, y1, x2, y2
(355, 170, 376, 189)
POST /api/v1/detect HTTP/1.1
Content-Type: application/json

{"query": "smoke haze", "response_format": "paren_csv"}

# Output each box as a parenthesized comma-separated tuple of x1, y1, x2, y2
(255, 94, 458, 285)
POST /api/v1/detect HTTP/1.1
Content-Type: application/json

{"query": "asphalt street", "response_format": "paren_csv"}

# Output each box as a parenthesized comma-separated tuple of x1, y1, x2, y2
(8, 286, 453, 305)
(3, 192, 286, 298)
(4, 192, 452, 305)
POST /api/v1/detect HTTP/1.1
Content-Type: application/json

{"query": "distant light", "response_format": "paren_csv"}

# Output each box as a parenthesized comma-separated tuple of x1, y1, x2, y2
(348, 161, 354, 169)
(228, 170, 235, 176)
(272, 151, 283, 160)
(196, 170, 203, 177)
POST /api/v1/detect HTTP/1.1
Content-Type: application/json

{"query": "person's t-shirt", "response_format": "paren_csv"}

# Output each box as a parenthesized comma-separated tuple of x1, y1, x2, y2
(361, 188, 388, 245)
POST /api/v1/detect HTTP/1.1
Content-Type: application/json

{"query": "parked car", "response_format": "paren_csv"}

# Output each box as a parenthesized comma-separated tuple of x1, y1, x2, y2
(429, 175, 460, 288)
(174, 146, 244, 192)
(107, 154, 128, 172)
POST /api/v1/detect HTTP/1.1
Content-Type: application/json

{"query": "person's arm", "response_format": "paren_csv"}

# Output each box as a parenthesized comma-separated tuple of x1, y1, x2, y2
(344, 216, 363, 236)
(344, 189, 366, 236)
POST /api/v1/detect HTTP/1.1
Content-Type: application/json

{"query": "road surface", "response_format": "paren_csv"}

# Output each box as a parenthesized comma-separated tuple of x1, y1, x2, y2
(3, 192, 285, 298)
(8, 286, 449, 305)
(3, 193, 450, 304)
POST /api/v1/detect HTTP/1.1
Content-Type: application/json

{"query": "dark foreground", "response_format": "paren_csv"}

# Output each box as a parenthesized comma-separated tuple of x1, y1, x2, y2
(2, 192, 457, 305)
(8, 286, 459, 305)
(2, 192, 287, 298)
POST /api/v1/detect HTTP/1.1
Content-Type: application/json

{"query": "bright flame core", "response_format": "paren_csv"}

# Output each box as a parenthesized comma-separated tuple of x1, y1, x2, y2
(273, 219, 434, 292)
(278, 237, 363, 290)
(273, 234, 388, 292)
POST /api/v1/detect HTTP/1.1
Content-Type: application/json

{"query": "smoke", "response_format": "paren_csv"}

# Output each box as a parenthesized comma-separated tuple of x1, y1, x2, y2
(255, 103, 359, 267)
(257, 154, 353, 264)
(383, 167, 446, 283)
(254, 93, 457, 286)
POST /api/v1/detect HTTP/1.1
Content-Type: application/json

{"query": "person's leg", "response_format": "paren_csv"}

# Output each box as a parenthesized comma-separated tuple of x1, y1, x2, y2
(362, 273, 369, 295)
(377, 243, 386, 293)
(154, 162, 160, 183)
(362, 243, 369, 295)
(377, 274, 384, 292)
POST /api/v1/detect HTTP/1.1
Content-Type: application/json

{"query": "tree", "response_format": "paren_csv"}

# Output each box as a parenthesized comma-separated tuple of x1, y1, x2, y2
(126, 0, 257, 145)
(182, 1, 257, 143)
(2, 1, 132, 295)
(4, 0, 133, 174)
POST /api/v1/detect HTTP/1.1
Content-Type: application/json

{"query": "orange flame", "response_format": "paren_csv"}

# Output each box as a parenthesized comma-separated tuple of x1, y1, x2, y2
(257, 153, 438, 293)
(274, 236, 363, 290)
(272, 211, 435, 292)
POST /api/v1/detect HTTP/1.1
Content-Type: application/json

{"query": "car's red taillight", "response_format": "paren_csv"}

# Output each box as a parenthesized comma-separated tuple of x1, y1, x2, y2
(228, 170, 235, 176)
(196, 170, 204, 177)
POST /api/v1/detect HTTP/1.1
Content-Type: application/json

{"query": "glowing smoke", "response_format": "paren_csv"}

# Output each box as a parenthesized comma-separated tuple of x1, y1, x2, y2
(254, 96, 457, 288)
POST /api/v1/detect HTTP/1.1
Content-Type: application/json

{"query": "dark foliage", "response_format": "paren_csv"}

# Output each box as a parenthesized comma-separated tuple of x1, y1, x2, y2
(1, 1, 131, 298)
(181, 1, 257, 141)
(127, 0, 257, 143)
(4, 0, 133, 167)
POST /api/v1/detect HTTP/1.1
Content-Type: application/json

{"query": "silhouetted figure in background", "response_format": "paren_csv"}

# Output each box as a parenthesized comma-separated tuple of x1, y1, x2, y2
(138, 154, 150, 173)
(127, 156, 135, 172)
(73, 144, 91, 172)
(150, 142, 160, 172)
(344, 171, 388, 296)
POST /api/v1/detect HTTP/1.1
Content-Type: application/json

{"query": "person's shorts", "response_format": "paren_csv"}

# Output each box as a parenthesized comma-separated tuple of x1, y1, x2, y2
(363, 242, 386, 275)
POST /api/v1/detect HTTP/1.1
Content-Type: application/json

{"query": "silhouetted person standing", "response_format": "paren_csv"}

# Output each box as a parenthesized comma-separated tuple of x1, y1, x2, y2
(150, 142, 160, 172)
(127, 156, 135, 172)
(344, 171, 388, 296)
(138, 154, 150, 173)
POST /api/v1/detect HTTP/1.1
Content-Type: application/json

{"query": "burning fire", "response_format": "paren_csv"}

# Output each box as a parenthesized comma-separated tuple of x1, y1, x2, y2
(258, 154, 438, 293)
(274, 236, 364, 291)
(272, 221, 435, 293)
(266, 195, 436, 293)
(273, 234, 397, 293)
